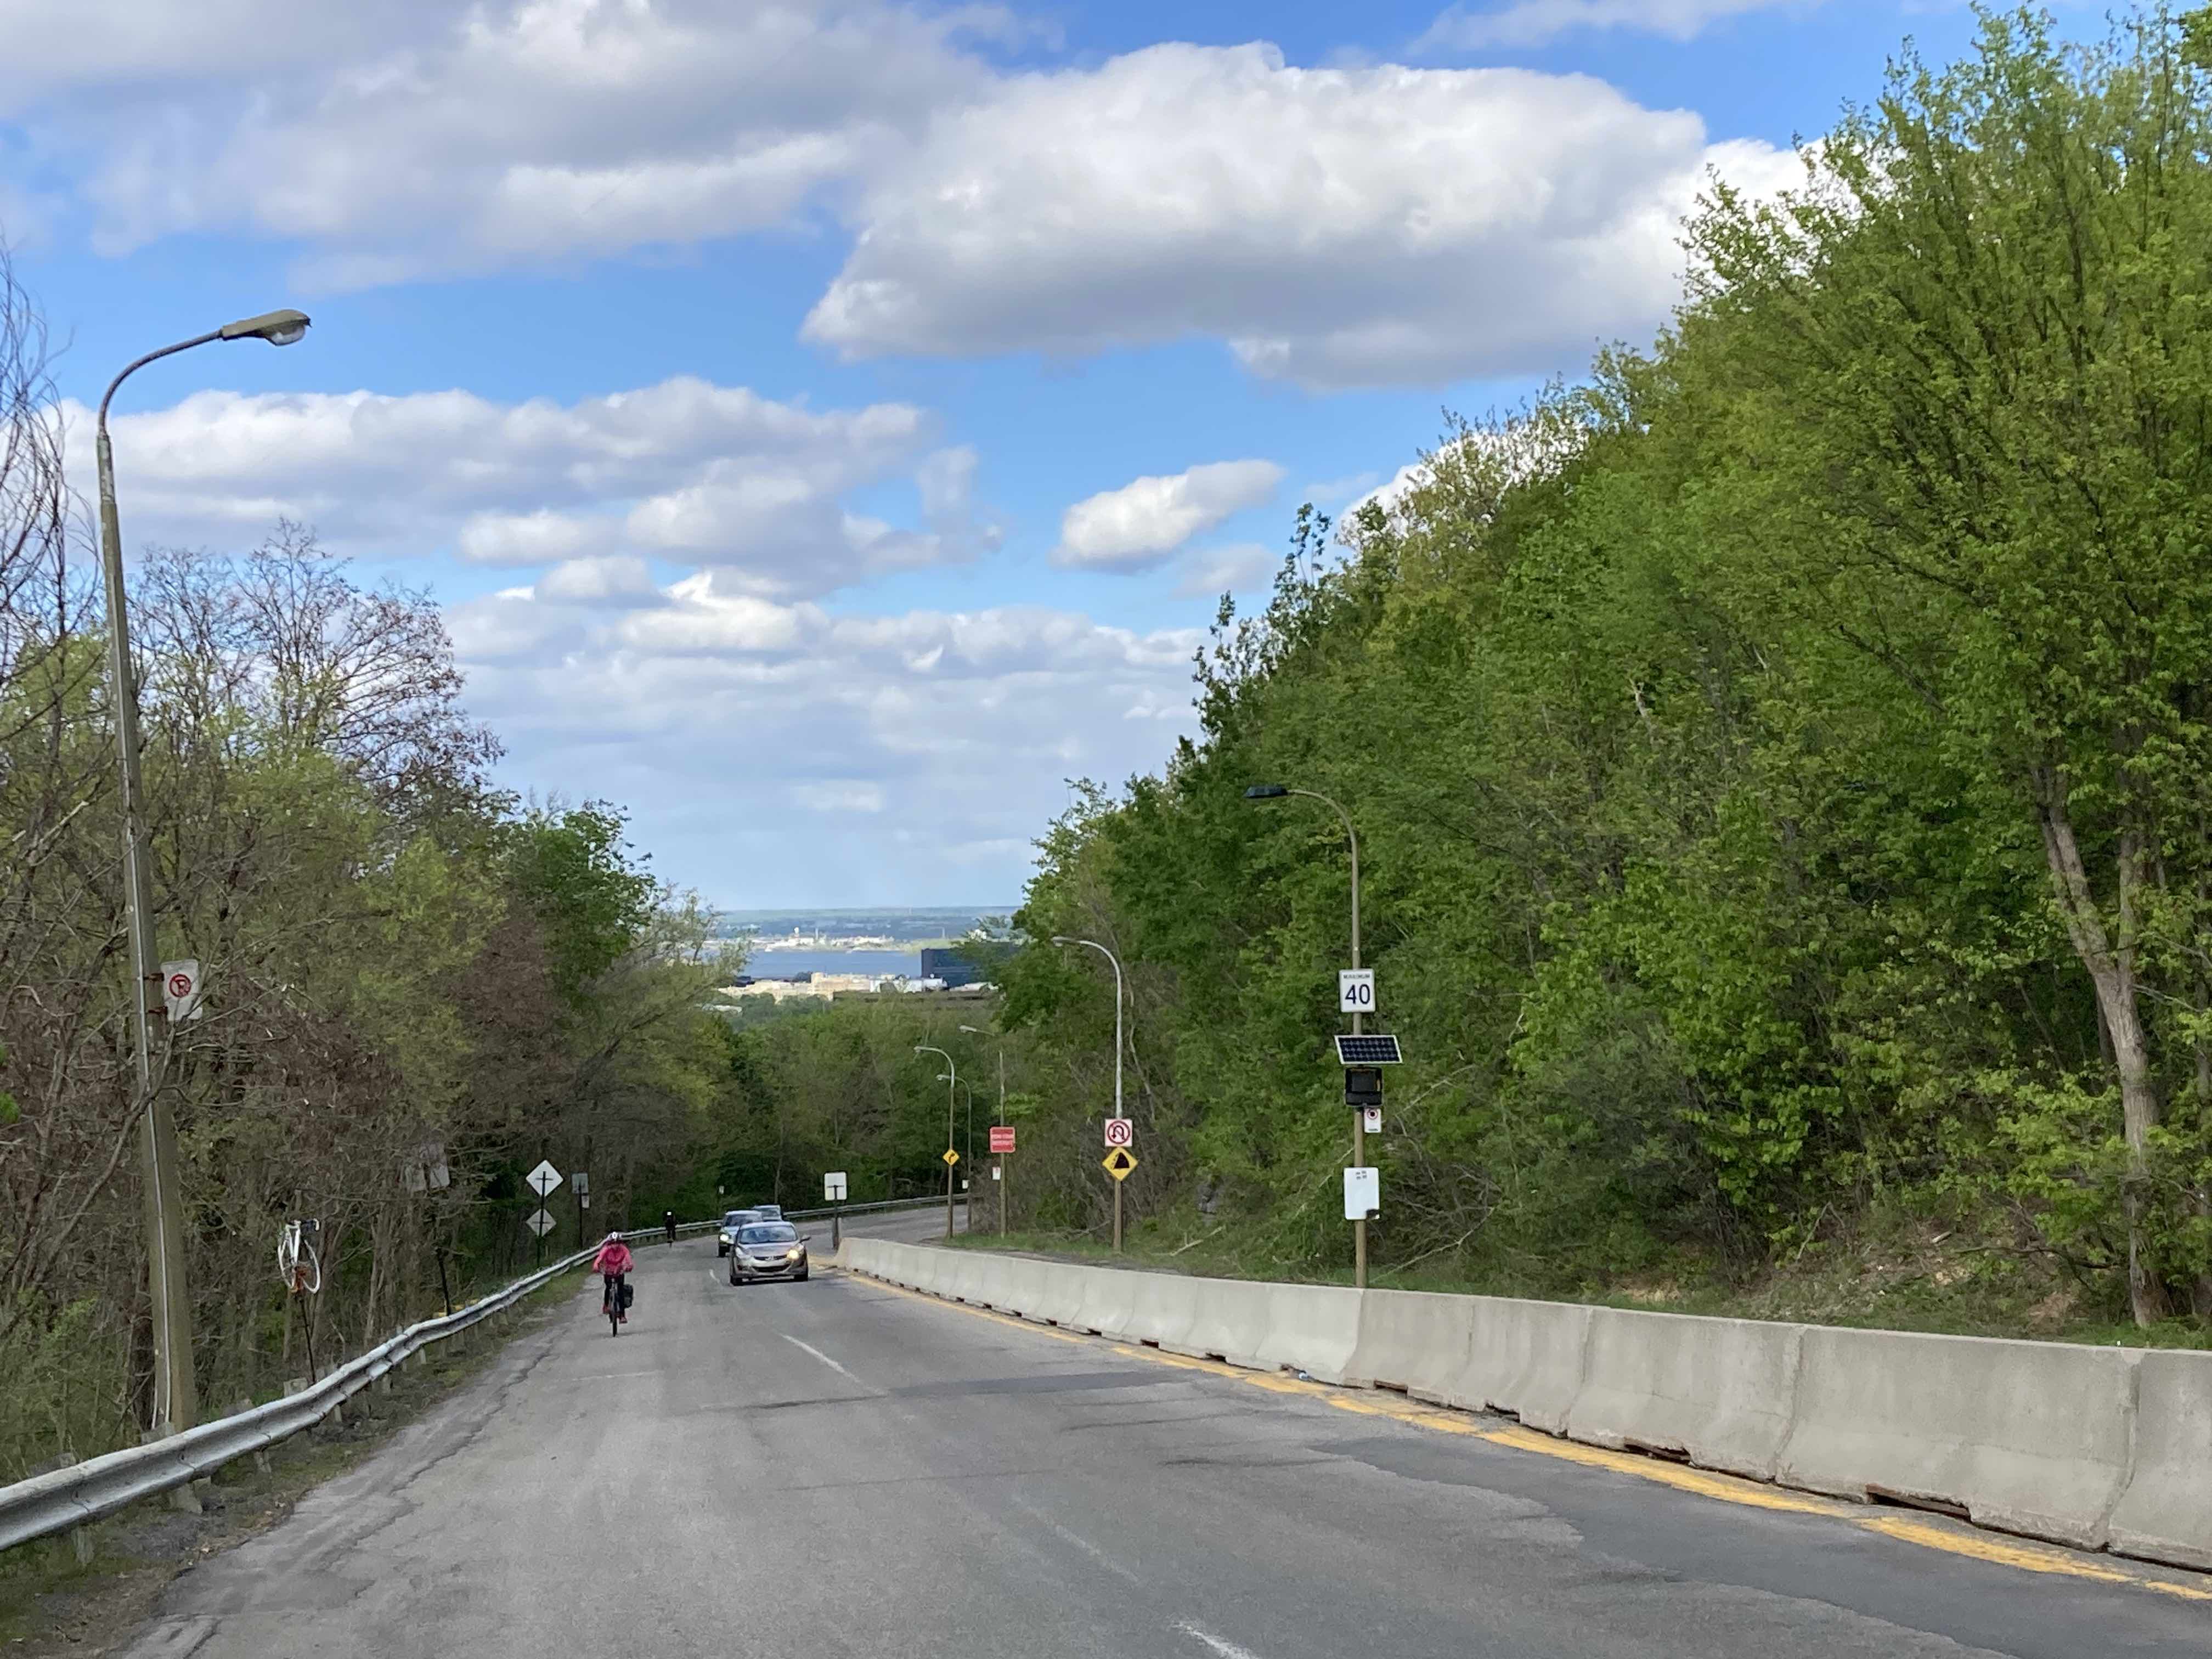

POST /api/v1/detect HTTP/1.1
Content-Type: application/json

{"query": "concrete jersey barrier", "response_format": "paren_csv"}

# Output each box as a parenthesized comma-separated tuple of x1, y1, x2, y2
(1775, 1325, 2136, 1549)
(1564, 1307, 1803, 1482)
(2106, 1348, 2212, 1570)
(1456, 1295, 1594, 1434)
(832, 1238, 2211, 1570)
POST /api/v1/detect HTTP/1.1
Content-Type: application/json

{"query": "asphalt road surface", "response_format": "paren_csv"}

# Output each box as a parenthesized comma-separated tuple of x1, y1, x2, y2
(117, 1231, 2212, 1659)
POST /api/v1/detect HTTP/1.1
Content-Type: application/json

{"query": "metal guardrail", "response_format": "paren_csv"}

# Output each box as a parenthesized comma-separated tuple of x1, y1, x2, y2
(0, 1229, 671, 1556)
(0, 1204, 966, 1556)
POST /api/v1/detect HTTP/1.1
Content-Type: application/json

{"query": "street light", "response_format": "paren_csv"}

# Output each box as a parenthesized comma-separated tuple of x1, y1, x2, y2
(1051, 935, 1127, 1250)
(1246, 781, 1369, 1288)
(961, 1023, 1009, 1237)
(915, 1045, 958, 1239)
(99, 307, 312, 1446)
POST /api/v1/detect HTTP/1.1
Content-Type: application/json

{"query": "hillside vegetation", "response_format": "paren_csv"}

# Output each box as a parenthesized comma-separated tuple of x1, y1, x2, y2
(931, 11, 2212, 1342)
(0, 266, 742, 1476)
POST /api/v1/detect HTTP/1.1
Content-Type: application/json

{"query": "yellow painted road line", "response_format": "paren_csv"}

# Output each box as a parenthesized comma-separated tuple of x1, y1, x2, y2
(844, 1268, 2212, 1605)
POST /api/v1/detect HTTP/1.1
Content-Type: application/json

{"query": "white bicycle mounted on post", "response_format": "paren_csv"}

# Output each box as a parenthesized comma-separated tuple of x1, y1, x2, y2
(277, 1218, 321, 1297)
(278, 1217, 325, 1383)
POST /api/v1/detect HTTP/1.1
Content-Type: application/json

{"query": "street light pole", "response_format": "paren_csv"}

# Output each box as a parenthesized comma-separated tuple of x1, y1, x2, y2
(97, 308, 312, 1444)
(915, 1045, 957, 1239)
(1051, 936, 1126, 1250)
(961, 1025, 1006, 1235)
(1245, 784, 1366, 1289)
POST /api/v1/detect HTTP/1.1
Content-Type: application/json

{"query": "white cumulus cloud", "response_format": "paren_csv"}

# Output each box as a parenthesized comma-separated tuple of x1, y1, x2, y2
(444, 576, 1205, 900)
(1053, 459, 1284, 571)
(803, 42, 1792, 388)
(8, 0, 1005, 282)
(76, 376, 990, 599)
(5, 6, 1809, 393)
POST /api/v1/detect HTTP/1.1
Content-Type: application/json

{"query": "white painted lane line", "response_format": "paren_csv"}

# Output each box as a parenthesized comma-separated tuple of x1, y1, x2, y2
(780, 1333, 865, 1385)
(1004, 1497, 1142, 1584)
(1176, 1622, 1269, 1659)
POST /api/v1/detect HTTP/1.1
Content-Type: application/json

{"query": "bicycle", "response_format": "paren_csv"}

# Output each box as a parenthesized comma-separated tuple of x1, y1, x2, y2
(278, 1218, 325, 1379)
(602, 1272, 627, 1336)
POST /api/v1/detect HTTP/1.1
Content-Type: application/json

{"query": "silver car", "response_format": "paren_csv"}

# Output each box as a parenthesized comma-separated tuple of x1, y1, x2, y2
(727, 1221, 809, 1284)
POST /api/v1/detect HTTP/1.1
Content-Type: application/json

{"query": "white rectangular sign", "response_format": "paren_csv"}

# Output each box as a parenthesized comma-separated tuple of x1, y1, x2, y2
(825, 1171, 849, 1201)
(401, 1142, 450, 1194)
(1344, 1166, 1380, 1221)
(1338, 968, 1376, 1015)
(160, 960, 203, 1023)
(1103, 1117, 1134, 1148)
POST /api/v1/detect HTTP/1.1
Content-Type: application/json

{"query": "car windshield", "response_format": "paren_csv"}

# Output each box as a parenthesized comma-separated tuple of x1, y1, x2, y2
(722, 1212, 751, 1226)
(741, 1224, 798, 1245)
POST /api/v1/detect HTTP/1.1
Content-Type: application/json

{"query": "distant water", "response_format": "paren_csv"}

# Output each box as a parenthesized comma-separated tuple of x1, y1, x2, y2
(732, 948, 923, 981)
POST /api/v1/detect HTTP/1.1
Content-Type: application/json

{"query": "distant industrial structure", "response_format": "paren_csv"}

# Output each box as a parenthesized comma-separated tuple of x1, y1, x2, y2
(713, 968, 997, 1008)
(919, 943, 1015, 989)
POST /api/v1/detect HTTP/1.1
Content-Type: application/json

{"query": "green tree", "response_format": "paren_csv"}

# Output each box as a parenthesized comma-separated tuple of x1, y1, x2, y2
(1679, 7, 2212, 1321)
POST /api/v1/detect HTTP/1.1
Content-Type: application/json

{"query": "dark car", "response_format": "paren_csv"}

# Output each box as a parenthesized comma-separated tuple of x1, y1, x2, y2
(715, 1209, 760, 1256)
(727, 1221, 808, 1284)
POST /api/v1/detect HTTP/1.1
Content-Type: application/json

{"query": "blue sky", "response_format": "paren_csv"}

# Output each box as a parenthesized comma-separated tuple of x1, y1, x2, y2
(0, 0, 2052, 906)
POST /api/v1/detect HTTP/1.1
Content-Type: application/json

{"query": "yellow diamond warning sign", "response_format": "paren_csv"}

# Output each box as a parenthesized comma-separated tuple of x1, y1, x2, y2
(1102, 1147, 1137, 1181)
(943, 1147, 961, 1166)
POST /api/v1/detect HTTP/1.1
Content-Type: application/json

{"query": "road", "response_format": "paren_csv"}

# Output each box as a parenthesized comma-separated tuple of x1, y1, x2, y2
(808, 1198, 969, 1246)
(117, 1228, 2212, 1659)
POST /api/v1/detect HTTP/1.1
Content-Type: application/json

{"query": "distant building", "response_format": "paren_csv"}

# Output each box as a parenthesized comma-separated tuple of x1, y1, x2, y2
(921, 943, 1013, 988)
(714, 972, 900, 1005)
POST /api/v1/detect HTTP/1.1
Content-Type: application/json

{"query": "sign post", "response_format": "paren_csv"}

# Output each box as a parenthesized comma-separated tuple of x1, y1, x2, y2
(571, 1171, 590, 1249)
(1101, 1143, 1137, 1251)
(526, 1160, 562, 1268)
(1334, 1034, 1403, 1286)
(1342, 969, 1378, 1289)
(1103, 1121, 1135, 1252)
(825, 1171, 848, 1249)
(402, 1144, 453, 1313)
(988, 1126, 1015, 1238)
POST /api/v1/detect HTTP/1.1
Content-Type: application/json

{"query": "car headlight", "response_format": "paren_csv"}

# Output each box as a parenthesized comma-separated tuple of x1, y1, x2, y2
(786, 1248, 802, 1260)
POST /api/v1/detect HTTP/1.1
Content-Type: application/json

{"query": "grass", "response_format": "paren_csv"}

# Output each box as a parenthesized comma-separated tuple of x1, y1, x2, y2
(0, 1264, 589, 1655)
(942, 1214, 2212, 1352)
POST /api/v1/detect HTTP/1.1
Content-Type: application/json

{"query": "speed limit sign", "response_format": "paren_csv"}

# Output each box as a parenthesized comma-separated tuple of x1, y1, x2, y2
(1104, 1117, 1134, 1148)
(1339, 968, 1376, 1015)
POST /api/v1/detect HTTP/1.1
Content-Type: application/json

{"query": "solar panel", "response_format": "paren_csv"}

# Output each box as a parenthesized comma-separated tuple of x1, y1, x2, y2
(1334, 1034, 1403, 1065)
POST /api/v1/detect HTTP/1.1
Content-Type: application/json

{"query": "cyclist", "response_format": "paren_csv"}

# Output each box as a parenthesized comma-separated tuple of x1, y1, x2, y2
(592, 1232, 634, 1327)
(663, 1209, 678, 1246)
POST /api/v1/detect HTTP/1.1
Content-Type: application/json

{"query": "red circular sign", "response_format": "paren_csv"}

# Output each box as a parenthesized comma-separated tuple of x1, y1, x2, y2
(167, 973, 194, 998)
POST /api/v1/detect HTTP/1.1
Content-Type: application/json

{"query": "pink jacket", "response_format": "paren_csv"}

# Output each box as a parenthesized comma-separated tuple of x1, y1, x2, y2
(592, 1240, 633, 1277)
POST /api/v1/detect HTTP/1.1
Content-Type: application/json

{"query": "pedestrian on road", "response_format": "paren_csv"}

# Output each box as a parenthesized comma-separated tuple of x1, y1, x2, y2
(663, 1209, 678, 1245)
(594, 1232, 634, 1324)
